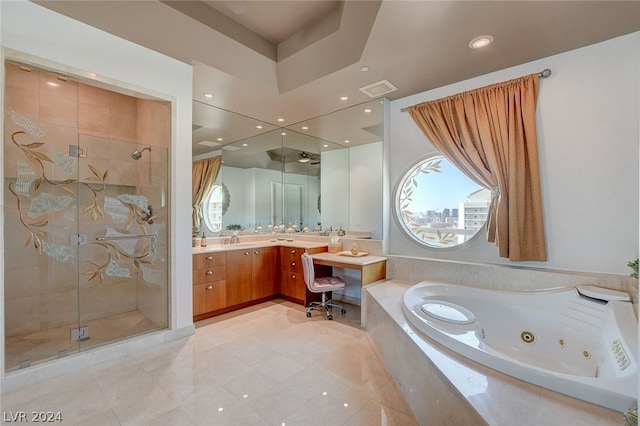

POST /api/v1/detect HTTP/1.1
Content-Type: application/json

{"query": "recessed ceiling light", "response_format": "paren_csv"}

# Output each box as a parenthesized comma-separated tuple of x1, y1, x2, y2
(340, 96, 349, 101)
(468, 35, 494, 49)
(323, 144, 328, 148)
(277, 118, 285, 122)
(203, 92, 214, 98)
(344, 140, 350, 144)
(256, 125, 263, 129)
(242, 143, 248, 147)
(364, 108, 372, 113)
(216, 137, 223, 141)
(360, 66, 369, 72)
(281, 132, 287, 136)
(301, 126, 309, 130)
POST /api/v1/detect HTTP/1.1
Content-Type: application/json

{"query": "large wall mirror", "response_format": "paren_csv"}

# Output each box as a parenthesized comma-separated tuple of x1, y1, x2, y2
(192, 99, 384, 238)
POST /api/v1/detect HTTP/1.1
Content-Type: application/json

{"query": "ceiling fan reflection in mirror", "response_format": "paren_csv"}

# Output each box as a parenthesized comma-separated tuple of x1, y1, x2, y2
(298, 151, 320, 164)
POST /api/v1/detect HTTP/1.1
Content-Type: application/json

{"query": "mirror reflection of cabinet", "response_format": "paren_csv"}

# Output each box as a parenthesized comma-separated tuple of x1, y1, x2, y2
(192, 99, 384, 237)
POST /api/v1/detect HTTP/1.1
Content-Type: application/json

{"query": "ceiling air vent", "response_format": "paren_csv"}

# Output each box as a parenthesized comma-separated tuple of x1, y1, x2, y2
(359, 80, 398, 98)
(198, 140, 220, 147)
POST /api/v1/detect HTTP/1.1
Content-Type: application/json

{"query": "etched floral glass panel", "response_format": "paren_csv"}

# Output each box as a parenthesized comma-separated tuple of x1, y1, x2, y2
(394, 155, 492, 248)
(4, 60, 170, 371)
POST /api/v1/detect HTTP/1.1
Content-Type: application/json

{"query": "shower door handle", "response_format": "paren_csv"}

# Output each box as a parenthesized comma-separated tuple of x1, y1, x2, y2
(95, 234, 156, 241)
(95, 234, 157, 252)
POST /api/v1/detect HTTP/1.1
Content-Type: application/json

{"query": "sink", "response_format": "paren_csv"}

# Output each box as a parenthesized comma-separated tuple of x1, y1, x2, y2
(220, 241, 268, 248)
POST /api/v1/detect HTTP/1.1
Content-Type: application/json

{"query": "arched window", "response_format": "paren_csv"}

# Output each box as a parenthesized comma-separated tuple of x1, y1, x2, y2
(394, 155, 491, 248)
(203, 184, 227, 233)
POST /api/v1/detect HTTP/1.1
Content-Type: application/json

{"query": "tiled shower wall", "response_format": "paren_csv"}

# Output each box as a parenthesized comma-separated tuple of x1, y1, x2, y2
(4, 63, 170, 336)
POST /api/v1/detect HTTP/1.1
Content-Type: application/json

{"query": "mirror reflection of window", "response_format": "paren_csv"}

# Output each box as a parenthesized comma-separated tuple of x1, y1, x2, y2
(395, 155, 491, 248)
(204, 185, 223, 233)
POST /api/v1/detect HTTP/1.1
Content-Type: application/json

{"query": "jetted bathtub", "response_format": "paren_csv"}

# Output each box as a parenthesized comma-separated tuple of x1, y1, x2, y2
(402, 281, 638, 412)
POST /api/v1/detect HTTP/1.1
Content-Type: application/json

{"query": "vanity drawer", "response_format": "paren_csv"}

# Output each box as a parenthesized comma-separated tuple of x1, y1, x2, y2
(193, 280, 226, 315)
(194, 252, 225, 269)
(193, 265, 226, 284)
(280, 247, 304, 273)
(281, 271, 306, 301)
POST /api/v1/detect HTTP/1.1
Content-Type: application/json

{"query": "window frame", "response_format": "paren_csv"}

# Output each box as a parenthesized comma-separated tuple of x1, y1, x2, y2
(202, 183, 229, 234)
(392, 153, 491, 250)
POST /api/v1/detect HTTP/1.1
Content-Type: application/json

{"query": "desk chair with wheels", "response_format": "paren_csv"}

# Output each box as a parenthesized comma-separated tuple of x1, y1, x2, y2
(301, 252, 347, 320)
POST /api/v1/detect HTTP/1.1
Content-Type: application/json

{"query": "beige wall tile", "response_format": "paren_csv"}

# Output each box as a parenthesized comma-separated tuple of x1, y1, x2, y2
(4, 85, 39, 118)
(5, 296, 41, 336)
(5, 63, 39, 90)
(109, 109, 136, 140)
(78, 101, 109, 134)
(79, 84, 110, 107)
(39, 71, 78, 101)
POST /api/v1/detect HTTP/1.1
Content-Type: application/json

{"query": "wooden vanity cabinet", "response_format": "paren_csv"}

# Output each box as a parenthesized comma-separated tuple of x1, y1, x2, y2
(225, 246, 280, 307)
(280, 246, 329, 305)
(280, 246, 305, 302)
(225, 249, 253, 307)
(193, 244, 326, 319)
(193, 252, 226, 318)
(252, 246, 281, 300)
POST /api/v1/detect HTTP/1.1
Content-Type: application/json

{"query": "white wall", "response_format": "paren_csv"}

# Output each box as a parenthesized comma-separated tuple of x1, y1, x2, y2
(390, 33, 640, 275)
(350, 141, 383, 239)
(1, 0, 193, 385)
(321, 148, 350, 230)
(284, 172, 320, 229)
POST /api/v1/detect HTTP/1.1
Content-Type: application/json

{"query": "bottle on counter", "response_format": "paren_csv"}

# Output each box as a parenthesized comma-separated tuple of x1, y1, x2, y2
(192, 234, 197, 247)
(200, 232, 207, 247)
(351, 243, 359, 255)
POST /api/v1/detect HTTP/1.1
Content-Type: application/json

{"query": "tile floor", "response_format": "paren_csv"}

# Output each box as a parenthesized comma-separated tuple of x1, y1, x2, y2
(1, 299, 419, 425)
(4, 311, 159, 373)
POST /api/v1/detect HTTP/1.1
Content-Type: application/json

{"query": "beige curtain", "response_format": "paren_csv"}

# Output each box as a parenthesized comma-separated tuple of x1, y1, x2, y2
(192, 156, 222, 232)
(408, 74, 546, 261)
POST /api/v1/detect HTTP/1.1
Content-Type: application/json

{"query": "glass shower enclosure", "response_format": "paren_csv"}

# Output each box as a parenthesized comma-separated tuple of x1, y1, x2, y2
(3, 60, 170, 372)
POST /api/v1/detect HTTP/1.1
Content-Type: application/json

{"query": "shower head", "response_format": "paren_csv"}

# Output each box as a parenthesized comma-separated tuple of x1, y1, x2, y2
(131, 146, 151, 160)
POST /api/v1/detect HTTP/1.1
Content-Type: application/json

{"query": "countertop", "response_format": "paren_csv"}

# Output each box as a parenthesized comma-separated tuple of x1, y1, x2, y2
(310, 251, 387, 266)
(192, 239, 329, 254)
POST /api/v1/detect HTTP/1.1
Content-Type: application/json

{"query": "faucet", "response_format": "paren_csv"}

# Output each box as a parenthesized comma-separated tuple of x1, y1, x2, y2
(323, 226, 333, 236)
(142, 205, 155, 225)
(229, 233, 240, 244)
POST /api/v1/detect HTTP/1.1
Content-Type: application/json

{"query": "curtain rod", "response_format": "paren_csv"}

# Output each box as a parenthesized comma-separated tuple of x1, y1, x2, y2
(400, 68, 552, 113)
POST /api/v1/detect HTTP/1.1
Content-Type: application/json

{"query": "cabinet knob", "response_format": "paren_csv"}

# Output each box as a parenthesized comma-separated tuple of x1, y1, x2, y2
(244, 251, 250, 255)
(206, 285, 213, 290)
(205, 270, 213, 275)
(254, 250, 260, 255)
(290, 249, 296, 254)
(291, 274, 296, 279)
(206, 256, 213, 260)
(291, 262, 295, 267)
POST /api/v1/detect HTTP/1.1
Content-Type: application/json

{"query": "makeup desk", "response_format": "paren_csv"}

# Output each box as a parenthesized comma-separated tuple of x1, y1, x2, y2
(310, 252, 387, 286)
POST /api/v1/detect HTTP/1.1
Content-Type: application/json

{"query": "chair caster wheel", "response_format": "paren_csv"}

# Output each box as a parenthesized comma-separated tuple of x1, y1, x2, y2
(327, 315, 333, 320)
(306, 312, 311, 318)
(341, 309, 346, 314)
